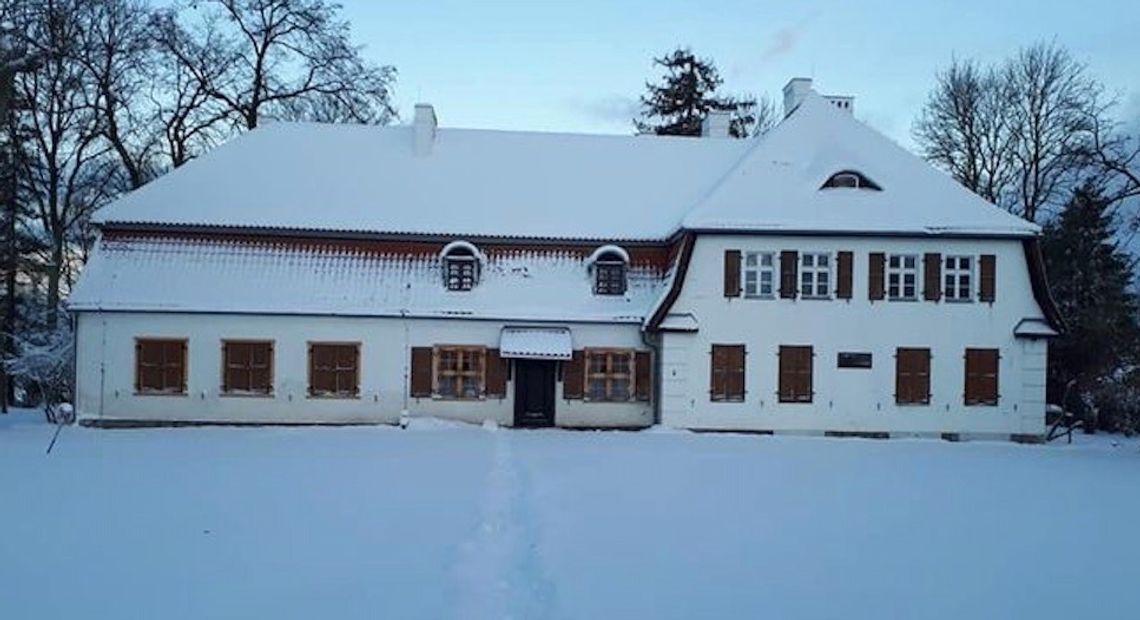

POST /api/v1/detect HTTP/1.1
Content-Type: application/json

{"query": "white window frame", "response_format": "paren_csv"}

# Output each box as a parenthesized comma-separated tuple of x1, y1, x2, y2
(887, 254, 919, 301)
(944, 255, 974, 302)
(799, 252, 832, 299)
(742, 251, 776, 298)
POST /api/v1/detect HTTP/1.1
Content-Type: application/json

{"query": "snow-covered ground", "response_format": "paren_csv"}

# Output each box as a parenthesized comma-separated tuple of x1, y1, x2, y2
(2, 411, 1138, 619)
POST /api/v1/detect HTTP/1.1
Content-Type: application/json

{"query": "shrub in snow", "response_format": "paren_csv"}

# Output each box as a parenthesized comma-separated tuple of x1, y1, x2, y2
(3, 317, 74, 419)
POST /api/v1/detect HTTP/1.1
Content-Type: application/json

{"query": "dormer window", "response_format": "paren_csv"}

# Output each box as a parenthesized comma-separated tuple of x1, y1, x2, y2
(441, 241, 482, 291)
(588, 245, 630, 296)
(821, 170, 881, 191)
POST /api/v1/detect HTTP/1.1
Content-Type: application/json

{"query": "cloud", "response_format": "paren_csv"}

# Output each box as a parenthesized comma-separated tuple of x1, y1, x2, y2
(760, 25, 800, 63)
(570, 95, 642, 126)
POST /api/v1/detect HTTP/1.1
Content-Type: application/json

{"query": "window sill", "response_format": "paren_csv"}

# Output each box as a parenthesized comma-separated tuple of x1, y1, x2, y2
(743, 294, 776, 300)
(799, 295, 832, 301)
(777, 399, 814, 404)
(710, 398, 746, 403)
(307, 394, 362, 400)
(887, 297, 919, 303)
(943, 298, 974, 304)
(896, 401, 931, 407)
(965, 402, 999, 407)
(220, 392, 275, 399)
(432, 395, 486, 402)
(134, 391, 189, 397)
(583, 398, 635, 404)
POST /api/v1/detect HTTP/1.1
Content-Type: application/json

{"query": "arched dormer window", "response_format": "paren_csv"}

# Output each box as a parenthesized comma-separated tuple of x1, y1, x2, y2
(587, 245, 630, 296)
(441, 241, 482, 291)
(821, 170, 882, 191)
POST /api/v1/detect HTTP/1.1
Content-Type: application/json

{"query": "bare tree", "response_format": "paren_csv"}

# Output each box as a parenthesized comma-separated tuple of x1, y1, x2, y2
(14, 0, 116, 329)
(914, 42, 1106, 223)
(913, 59, 1016, 207)
(160, 0, 396, 130)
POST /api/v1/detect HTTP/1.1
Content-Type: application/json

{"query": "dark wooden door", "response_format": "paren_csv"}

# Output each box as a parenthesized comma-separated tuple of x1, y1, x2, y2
(514, 360, 556, 427)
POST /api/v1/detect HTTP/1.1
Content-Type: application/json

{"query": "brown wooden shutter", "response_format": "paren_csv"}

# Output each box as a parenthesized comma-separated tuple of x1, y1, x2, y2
(410, 347, 433, 397)
(563, 350, 585, 399)
(923, 253, 942, 301)
(836, 251, 853, 299)
(723, 250, 742, 297)
(964, 348, 999, 405)
(635, 351, 651, 401)
(710, 346, 726, 401)
(779, 250, 798, 299)
(895, 348, 931, 405)
(485, 348, 507, 398)
(779, 346, 812, 403)
(979, 254, 996, 302)
(868, 252, 885, 300)
(726, 345, 745, 401)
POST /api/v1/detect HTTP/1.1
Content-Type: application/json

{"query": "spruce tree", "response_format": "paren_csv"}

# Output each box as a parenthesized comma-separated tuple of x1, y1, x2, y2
(634, 47, 758, 138)
(1041, 183, 1140, 429)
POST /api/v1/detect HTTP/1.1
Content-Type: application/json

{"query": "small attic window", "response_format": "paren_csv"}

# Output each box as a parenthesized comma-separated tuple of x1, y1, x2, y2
(588, 245, 630, 296)
(821, 170, 882, 191)
(441, 241, 482, 291)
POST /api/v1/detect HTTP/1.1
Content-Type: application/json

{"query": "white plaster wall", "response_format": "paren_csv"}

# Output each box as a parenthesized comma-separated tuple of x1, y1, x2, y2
(660, 235, 1051, 436)
(74, 313, 653, 427)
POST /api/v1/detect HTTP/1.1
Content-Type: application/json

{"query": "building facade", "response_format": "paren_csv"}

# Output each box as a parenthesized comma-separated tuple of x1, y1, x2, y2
(68, 80, 1061, 439)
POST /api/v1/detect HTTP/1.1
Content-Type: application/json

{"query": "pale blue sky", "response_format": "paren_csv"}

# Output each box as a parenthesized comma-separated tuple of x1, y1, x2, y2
(341, 0, 1139, 146)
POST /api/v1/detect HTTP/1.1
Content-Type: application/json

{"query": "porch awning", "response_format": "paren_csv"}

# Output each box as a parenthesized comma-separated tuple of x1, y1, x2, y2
(499, 327, 573, 360)
(1014, 317, 1059, 338)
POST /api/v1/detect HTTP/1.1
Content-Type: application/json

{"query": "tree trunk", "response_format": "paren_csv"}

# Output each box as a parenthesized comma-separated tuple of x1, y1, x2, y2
(45, 242, 63, 331)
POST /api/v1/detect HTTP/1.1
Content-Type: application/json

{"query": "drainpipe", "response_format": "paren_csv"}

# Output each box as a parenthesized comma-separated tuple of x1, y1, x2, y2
(640, 327, 661, 426)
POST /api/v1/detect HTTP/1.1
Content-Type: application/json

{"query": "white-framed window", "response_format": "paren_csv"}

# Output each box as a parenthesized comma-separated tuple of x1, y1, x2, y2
(944, 255, 973, 301)
(743, 251, 776, 298)
(800, 252, 831, 298)
(887, 254, 919, 300)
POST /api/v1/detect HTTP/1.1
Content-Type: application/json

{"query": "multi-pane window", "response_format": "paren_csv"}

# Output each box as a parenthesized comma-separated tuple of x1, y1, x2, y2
(309, 343, 360, 397)
(887, 254, 919, 300)
(799, 252, 831, 298)
(444, 254, 478, 291)
(743, 252, 776, 298)
(594, 261, 627, 295)
(944, 256, 973, 301)
(222, 340, 273, 395)
(435, 346, 485, 399)
(585, 349, 634, 401)
(135, 338, 187, 394)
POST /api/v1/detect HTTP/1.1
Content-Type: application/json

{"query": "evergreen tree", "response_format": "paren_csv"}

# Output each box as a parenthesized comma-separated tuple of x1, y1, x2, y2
(634, 47, 760, 138)
(1041, 183, 1140, 430)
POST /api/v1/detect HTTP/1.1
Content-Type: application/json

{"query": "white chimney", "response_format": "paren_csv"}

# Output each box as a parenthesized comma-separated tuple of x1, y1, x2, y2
(701, 111, 731, 139)
(413, 103, 437, 156)
(782, 77, 813, 118)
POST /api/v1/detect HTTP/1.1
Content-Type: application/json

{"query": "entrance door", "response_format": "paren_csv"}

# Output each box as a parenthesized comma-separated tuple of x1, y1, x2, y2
(514, 360, 556, 427)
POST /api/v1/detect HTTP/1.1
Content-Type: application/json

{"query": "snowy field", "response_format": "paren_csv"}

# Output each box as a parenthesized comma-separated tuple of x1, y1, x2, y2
(2, 411, 1139, 620)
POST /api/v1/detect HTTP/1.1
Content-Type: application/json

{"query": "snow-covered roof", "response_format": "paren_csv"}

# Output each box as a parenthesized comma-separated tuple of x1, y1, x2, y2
(67, 237, 666, 323)
(94, 93, 1036, 241)
(682, 94, 1040, 237)
(94, 124, 749, 241)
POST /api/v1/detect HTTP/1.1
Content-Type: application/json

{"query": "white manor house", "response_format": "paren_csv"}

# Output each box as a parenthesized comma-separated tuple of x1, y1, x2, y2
(68, 78, 1062, 440)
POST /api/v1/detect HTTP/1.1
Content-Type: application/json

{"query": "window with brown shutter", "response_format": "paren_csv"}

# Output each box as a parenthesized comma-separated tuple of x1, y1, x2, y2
(724, 250, 742, 297)
(778, 345, 813, 403)
(895, 348, 931, 405)
(410, 347, 433, 397)
(868, 252, 885, 300)
(584, 349, 634, 401)
(710, 344, 746, 402)
(964, 348, 999, 406)
(923, 253, 942, 301)
(485, 348, 509, 398)
(222, 340, 273, 395)
(635, 351, 651, 401)
(309, 343, 360, 398)
(779, 250, 798, 299)
(979, 255, 996, 302)
(563, 350, 585, 399)
(434, 346, 486, 399)
(135, 338, 187, 395)
(836, 251, 853, 299)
